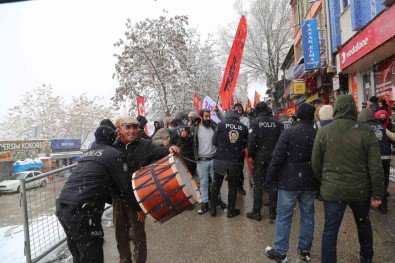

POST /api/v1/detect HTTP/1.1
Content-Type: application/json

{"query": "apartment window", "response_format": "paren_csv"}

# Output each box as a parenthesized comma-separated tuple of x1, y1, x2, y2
(340, 0, 350, 11)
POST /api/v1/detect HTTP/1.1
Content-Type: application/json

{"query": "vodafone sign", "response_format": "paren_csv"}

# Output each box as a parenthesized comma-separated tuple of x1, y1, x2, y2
(339, 4, 395, 70)
(340, 38, 369, 65)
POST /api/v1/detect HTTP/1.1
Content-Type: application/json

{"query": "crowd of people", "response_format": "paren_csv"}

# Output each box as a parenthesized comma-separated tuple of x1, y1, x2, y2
(56, 94, 391, 263)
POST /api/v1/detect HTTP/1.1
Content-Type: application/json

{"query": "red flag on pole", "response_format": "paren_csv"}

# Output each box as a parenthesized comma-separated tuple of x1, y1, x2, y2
(230, 97, 235, 108)
(253, 91, 261, 107)
(219, 16, 247, 110)
(137, 95, 148, 135)
(245, 99, 251, 110)
(193, 93, 201, 111)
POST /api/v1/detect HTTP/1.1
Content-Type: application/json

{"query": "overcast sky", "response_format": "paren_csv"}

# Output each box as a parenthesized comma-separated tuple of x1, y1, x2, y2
(0, 0, 264, 122)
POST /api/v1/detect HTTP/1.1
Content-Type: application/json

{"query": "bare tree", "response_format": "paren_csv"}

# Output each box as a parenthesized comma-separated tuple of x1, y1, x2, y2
(113, 15, 222, 119)
(219, 0, 292, 89)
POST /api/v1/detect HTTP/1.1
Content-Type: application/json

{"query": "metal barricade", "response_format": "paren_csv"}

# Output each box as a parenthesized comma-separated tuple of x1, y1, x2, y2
(20, 164, 77, 263)
(390, 166, 395, 183)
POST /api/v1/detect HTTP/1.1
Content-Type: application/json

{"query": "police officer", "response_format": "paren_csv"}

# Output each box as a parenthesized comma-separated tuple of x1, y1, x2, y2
(246, 102, 284, 221)
(233, 103, 250, 195)
(210, 109, 248, 218)
(56, 125, 138, 263)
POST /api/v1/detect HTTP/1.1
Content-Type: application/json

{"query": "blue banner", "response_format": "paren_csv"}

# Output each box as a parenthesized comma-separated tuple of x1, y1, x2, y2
(301, 18, 320, 70)
(51, 139, 81, 151)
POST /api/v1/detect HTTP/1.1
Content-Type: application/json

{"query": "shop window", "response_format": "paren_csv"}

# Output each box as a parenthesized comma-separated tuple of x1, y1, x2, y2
(363, 72, 373, 102)
(340, 0, 350, 11)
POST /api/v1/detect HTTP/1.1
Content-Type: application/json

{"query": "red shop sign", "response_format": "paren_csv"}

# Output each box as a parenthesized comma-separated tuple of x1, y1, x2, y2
(339, 4, 395, 70)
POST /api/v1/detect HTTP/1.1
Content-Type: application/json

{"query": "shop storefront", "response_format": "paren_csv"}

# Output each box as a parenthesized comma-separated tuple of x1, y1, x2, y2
(50, 139, 82, 169)
(0, 140, 51, 179)
(336, 3, 395, 109)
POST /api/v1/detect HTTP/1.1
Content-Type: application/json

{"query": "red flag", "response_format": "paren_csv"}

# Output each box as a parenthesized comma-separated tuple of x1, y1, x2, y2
(219, 16, 247, 110)
(137, 95, 148, 135)
(253, 91, 260, 107)
(193, 93, 201, 111)
(245, 99, 251, 110)
(230, 97, 235, 108)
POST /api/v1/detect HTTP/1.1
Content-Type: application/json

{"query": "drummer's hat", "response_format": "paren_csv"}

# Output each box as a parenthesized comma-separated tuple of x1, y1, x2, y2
(120, 116, 140, 126)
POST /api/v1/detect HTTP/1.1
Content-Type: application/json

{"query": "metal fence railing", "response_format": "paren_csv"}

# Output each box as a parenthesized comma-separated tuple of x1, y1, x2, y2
(390, 166, 395, 183)
(20, 164, 77, 263)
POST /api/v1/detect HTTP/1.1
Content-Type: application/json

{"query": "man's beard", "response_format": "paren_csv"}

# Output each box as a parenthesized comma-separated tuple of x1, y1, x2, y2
(203, 120, 211, 128)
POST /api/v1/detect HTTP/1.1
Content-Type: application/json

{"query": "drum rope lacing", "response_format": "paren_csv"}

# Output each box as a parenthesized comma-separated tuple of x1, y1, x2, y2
(133, 155, 197, 223)
(177, 154, 199, 164)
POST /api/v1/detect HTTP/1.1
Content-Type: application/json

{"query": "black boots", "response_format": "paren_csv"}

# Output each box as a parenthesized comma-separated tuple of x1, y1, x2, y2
(237, 187, 246, 195)
(269, 207, 277, 220)
(198, 203, 209, 215)
(209, 200, 217, 216)
(227, 208, 241, 218)
(217, 198, 228, 209)
(246, 210, 262, 221)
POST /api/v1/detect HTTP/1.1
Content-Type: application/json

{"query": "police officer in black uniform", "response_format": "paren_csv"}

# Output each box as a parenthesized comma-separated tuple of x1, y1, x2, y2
(210, 109, 248, 218)
(56, 125, 138, 263)
(246, 102, 284, 221)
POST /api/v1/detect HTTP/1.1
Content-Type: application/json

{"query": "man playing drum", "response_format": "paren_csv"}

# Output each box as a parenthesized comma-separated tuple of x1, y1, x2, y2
(113, 116, 180, 263)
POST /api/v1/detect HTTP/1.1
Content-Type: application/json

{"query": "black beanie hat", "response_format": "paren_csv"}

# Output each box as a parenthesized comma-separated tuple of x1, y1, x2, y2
(94, 125, 116, 145)
(136, 115, 148, 129)
(99, 119, 116, 131)
(171, 118, 184, 127)
(369, 96, 379, 103)
(255, 101, 268, 114)
(296, 103, 315, 121)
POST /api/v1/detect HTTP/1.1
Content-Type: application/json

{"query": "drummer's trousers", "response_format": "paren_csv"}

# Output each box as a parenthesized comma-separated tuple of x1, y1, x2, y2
(113, 196, 147, 263)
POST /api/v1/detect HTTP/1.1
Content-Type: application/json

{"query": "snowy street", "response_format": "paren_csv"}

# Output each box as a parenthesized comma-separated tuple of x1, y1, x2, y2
(1, 180, 395, 263)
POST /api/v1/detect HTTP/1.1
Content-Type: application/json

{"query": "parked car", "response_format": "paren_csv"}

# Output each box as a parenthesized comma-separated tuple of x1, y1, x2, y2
(0, 171, 47, 193)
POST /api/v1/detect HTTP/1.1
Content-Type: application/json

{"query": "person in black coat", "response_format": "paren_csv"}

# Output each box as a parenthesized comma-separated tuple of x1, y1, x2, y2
(358, 108, 391, 214)
(169, 119, 196, 177)
(137, 115, 150, 140)
(264, 103, 319, 262)
(112, 116, 180, 263)
(56, 125, 137, 263)
(246, 102, 284, 221)
(210, 110, 248, 218)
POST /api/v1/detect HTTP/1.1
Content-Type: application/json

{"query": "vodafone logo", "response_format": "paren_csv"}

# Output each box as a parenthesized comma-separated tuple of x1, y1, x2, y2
(341, 52, 346, 64)
(341, 37, 369, 65)
(138, 103, 145, 116)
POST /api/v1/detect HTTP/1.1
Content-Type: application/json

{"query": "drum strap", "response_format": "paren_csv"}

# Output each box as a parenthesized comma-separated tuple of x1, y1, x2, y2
(179, 154, 198, 164)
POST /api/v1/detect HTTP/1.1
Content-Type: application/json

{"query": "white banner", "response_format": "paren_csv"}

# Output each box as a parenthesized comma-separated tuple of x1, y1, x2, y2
(201, 96, 223, 124)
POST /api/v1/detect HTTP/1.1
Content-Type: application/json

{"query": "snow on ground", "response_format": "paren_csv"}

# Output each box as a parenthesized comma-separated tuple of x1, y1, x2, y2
(0, 214, 66, 263)
(0, 205, 113, 263)
(0, 224, 25, 263)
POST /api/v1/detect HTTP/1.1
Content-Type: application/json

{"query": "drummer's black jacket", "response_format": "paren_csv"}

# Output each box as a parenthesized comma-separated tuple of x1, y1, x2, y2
(58, 143, 141, 211)
(114, 137, 170, 175)
(247, 112, 284, 160)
